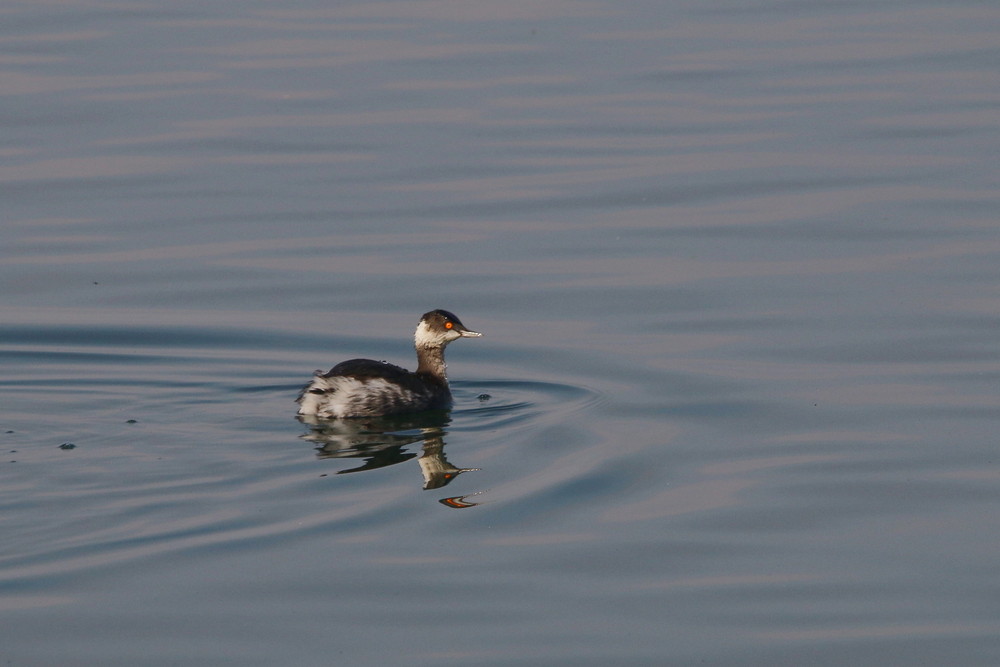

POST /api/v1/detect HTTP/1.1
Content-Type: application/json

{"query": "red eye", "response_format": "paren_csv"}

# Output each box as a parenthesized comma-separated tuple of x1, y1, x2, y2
(445, 322, 453, 329)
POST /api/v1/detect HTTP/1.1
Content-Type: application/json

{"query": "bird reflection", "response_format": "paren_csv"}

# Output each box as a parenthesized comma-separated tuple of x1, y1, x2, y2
(298, 412, 480, 493)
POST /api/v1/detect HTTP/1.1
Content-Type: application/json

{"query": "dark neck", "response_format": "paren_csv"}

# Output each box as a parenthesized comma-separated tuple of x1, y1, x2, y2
(415, 344, 449, 385)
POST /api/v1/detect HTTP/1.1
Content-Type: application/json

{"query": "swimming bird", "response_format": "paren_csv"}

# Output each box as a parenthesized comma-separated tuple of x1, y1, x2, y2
(297, 310, 482, 419)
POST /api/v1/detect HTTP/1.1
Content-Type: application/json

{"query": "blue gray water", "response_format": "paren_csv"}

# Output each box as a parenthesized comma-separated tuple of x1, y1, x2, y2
(2, 1, 999, 665)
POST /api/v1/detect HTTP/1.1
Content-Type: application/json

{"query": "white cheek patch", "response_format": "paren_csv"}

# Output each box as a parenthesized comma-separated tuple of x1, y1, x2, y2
(414, 320, 441, 347)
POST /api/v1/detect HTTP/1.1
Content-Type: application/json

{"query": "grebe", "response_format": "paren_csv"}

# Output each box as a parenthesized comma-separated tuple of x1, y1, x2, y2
(297, 310, 482, 419)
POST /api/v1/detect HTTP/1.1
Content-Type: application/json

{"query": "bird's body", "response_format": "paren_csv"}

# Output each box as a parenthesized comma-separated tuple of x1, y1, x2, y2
(297, 310, 481, 419)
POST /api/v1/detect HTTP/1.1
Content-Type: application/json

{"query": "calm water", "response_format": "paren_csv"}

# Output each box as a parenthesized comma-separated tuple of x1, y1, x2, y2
(2, 0, 999, 664)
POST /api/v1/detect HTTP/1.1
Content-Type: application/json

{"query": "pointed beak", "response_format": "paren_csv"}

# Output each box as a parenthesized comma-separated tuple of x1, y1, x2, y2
(459, 329, 483, 338)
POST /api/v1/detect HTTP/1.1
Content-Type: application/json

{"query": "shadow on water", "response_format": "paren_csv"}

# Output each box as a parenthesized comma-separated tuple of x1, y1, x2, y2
(296, 380, 601, 509)
(298, 411, 484, 507)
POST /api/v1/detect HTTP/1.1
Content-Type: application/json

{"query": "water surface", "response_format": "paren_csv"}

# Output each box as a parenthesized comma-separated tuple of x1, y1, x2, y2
(2, 0, 999, 665)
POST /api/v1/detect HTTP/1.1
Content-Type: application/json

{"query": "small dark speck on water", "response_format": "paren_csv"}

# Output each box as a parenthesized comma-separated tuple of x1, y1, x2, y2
(126, 419, 138, 424)
(59, 443, 76, 450)
(477, 394, 492, 402)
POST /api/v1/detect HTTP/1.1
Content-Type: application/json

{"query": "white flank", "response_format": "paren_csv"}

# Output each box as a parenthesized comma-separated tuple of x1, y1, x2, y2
(297, 375, 419, 419)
